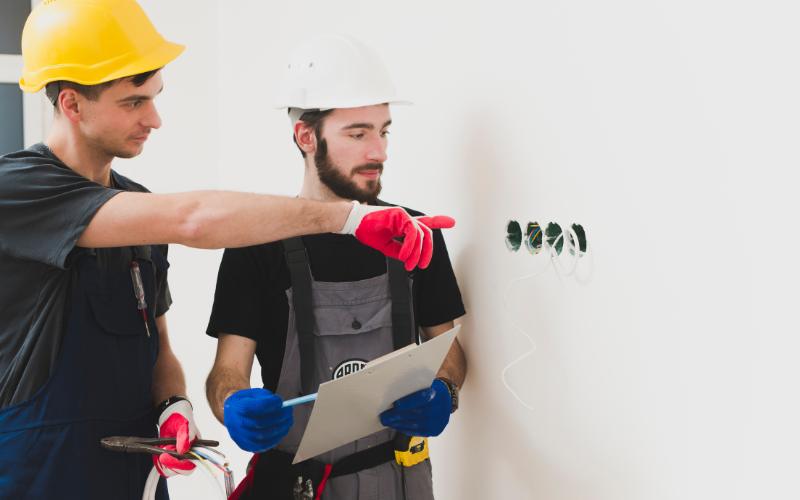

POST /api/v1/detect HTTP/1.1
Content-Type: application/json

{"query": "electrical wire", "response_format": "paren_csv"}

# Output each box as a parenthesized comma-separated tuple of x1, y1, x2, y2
(549, 226, 582, 276)
(188, 451, 217, 478)
(192, 444, 226, 459)
(192, 450, 230, 476)
(142, 460, 228, 500)
(501, 224, 587, 411)
(501, 258, 552, 412)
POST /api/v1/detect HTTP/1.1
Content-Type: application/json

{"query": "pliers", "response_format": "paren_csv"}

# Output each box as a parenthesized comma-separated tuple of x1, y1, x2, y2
(101, 436, 220, 460)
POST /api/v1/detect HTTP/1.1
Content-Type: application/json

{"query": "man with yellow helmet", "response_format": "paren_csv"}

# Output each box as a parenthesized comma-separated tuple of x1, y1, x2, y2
(0, 1, 454, 498)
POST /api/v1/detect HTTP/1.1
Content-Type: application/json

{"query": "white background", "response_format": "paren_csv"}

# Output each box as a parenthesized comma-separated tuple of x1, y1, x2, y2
(26, 0, 800, 498)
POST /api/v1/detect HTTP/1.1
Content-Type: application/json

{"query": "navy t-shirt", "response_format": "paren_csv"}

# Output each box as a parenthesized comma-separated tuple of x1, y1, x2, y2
(0, 143, 172, 408)
(206, 204, 466, 393)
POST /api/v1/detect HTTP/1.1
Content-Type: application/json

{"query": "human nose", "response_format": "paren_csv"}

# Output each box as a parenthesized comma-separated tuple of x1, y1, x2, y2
(366, 134, 388, 163)
(142, 102, 162, 130)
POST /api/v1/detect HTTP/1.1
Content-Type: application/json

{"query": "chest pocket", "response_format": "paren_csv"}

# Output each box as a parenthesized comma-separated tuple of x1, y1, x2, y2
(88, 292, 146, 336)
(309, 289, 397, 386)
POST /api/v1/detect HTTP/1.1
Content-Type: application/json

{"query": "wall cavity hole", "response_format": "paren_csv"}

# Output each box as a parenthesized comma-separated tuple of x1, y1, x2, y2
(568, 224, 587, 255)
(504, 220, 522, 252)
(524, 222, 542, 254)
(545, 222, 564, 255)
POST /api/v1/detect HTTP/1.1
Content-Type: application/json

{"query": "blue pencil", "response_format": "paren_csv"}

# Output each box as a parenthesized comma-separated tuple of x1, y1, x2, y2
(282, 393, 318, 407)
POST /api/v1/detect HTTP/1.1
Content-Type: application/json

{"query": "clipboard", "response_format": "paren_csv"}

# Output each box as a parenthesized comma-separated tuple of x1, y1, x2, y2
(293, 325, 460, 463)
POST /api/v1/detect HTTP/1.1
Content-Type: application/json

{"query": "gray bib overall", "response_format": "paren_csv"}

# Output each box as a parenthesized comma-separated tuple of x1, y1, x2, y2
(268, 236, 435, 500)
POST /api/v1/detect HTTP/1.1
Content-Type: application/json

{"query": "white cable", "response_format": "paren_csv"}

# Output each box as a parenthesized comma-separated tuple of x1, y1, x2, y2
(142, 461, 226, 500)
(501, 258, 552, 412)
(143, 466, 160, 500)
(549, 226, 581, 277)
(192, 460, 227, 500)
(501, 224, 588, 411)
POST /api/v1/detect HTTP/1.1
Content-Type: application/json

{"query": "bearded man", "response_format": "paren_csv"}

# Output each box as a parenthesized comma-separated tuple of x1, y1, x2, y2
(204, 36, 468, 499)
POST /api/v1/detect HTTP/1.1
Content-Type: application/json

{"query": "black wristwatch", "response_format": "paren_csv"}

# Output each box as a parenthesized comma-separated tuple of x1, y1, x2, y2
(154, 396, 191, 422)
(436, 378, 459, 414)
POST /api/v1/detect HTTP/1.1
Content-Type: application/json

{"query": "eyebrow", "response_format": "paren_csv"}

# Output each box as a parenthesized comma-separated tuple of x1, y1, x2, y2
(117, 85, 164, 103)
(341, 119, 392, 131)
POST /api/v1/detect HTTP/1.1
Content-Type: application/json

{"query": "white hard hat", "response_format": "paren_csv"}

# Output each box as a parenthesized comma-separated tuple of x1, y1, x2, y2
(274, 35, 412, 117)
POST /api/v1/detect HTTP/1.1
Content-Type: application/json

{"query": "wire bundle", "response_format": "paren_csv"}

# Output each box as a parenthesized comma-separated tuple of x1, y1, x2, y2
(501, 224, 589, 412)
(142, 445, 234, 500)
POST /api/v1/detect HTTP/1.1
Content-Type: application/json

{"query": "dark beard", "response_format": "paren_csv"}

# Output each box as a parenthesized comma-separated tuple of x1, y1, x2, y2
(314, 138, 383, 204)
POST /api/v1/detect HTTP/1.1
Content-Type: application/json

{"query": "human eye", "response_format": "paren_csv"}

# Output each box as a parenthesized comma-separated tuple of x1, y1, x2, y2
(128, 101, 141, 109)
(381, 130, 390, 137)
(350, 133, 364, 139)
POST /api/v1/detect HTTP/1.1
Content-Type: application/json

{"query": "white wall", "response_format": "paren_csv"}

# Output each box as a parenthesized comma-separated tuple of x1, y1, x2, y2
(114, 1, 800, 498)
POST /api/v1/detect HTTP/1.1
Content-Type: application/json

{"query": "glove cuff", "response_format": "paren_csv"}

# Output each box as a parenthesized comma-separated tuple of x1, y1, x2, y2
(436, 378, 459, 414)
(339, 200, 362, 234)
(156, 397, 192, 426)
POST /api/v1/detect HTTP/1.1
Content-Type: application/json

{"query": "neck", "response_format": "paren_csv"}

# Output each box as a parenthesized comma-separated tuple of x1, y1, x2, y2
(46, 119, 114, 187)
(297, 160, 350, 203)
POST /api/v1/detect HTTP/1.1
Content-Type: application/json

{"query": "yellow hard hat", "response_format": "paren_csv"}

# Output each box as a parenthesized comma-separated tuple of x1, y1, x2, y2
(19, 0, 184, 93)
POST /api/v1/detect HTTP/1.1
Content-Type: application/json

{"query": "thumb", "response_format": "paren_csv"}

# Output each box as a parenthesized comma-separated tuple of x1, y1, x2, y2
(175, 418, 192, 454)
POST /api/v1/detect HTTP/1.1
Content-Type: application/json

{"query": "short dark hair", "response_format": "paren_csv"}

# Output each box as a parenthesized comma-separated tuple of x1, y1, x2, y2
(53, 68, 162, 113)
(293, 109, 335, 158)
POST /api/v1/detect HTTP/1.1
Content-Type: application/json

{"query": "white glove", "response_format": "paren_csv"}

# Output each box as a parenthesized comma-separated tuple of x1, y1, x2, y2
(153, 400, 201, 478)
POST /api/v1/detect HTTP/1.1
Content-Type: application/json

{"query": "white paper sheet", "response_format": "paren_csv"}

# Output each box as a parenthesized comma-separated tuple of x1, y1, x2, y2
(293, 325, 461, 464)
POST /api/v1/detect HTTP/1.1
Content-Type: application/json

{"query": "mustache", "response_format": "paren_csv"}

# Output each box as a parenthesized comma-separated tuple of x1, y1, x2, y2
(128, 128, 152, 139)
(351, 163, 383, 176)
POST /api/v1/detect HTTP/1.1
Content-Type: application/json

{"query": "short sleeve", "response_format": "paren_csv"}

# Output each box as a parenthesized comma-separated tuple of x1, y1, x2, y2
(0, 151, 118, 269)
(414, 228, 466, 327)
(154, 244, 173, 318)
(206, 247, 269, 341)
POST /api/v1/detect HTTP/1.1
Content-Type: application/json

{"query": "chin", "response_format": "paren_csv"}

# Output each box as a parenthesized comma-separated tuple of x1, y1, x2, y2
(117, 146, 144, 159)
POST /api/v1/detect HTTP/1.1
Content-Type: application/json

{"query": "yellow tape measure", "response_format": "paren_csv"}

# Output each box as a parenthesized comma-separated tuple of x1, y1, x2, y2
(395, 436, 429, 467)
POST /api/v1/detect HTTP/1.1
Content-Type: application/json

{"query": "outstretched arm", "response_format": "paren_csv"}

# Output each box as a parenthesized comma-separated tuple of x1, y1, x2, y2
(78, 191, 352, 250)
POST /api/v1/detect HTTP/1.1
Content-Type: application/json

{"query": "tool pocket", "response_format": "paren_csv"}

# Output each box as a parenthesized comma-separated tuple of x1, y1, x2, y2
(86, 291, 155, 417)
(312, 293, 395, 387)
(88, 292, 147, 336)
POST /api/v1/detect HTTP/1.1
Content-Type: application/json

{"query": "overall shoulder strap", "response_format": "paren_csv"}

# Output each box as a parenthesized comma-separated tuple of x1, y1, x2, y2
(376, 201, 416, 348)
(283, 236, 316, 395)
(387, 257, 415, 348)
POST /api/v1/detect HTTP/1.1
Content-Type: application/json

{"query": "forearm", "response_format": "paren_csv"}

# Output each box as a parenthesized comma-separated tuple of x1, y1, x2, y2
(151, 346, 187, 407)
(79, 190, 353, 249)
(180, 192, 353, 249)
(436, 338, 467, 387)
(206, 365, 251, 425)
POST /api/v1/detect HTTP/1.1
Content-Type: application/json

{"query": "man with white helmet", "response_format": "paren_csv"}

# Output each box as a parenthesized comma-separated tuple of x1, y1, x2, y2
(0, 2, 453, 498)
(205, 35, 467, 499)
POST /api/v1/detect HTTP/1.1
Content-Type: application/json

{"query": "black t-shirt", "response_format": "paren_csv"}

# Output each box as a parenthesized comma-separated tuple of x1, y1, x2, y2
(206, 205, 466, 393)
(0, 143, 172, 408)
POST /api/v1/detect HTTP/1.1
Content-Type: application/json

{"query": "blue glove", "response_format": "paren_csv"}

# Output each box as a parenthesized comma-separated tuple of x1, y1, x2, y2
(224, 388, 293, 453)
(379, 379, 452, 437)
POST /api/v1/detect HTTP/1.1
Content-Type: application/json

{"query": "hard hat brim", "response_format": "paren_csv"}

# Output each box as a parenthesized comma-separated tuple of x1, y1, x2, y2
(274, 99, 414, 110)
(20, 40, 185, 93)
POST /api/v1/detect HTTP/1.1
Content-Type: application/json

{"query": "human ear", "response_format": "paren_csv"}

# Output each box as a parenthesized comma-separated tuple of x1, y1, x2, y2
(59, 90, 82, 124)
(294, 121, 316, 155)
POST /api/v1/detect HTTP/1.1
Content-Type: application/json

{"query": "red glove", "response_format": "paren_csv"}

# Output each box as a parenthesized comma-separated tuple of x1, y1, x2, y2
(340, 201, 456, 271)
(153, 399, 200, 478)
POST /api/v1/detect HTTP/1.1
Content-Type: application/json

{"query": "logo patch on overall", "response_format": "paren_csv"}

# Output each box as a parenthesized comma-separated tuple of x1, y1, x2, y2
(333, 359, 367, 380)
